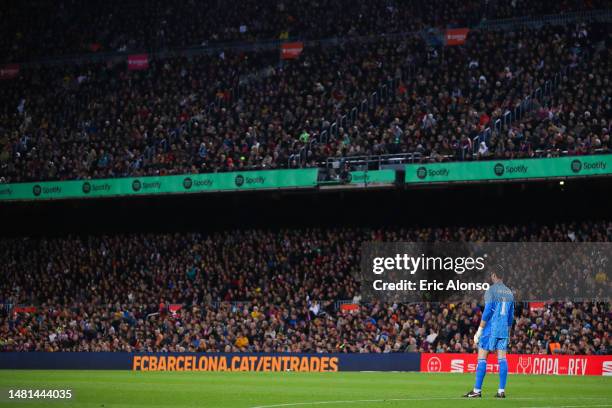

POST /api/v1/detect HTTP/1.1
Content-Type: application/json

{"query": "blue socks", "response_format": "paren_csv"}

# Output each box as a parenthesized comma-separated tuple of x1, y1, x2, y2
(499, 358, 508, 392)
(474, 359, 487, 392)
(474, 357, 508, 393)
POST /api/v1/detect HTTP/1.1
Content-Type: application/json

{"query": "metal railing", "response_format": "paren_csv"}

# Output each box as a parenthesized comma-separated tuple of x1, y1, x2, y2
(472, 61, 578, 156)
(478, 9, 612, 30)
(319, 47, 584, 170)
(317, 46, 592, 170)
(325, 153, 424, 170)
(1, 303, 13, 314)
(288, 75, 405, 168)
(321, 147, 611, 174)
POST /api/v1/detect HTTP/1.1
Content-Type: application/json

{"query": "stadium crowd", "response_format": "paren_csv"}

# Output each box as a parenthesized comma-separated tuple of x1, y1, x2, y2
(1, 221, 610, 354)
(1, 21, 609, 183)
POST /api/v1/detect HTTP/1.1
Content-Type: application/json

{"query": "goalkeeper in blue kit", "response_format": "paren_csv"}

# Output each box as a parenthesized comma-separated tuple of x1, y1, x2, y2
(464, 269, 514, 399)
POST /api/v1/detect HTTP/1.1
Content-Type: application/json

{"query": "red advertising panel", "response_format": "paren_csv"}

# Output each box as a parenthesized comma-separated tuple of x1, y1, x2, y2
(12, 306, 36, 314)
(340, 303, 359, 312)
(445, 28, 470, 46)
(169, 304, 182, 315)
(0, 64, 20, 79)
(281, 42, 304, 60)
(421, 353, 612, 376)
(128, 54, 149, 71)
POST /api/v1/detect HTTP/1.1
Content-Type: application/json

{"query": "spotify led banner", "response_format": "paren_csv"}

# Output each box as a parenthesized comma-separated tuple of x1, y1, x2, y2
(405, 155, 612, 183)
(348, 170, 395, 185)
(357, 242, 611, 303)
(0, 169, 318, 201)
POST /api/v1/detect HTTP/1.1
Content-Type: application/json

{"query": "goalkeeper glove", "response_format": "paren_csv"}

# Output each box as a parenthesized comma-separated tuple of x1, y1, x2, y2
(473, 327, 483, 344)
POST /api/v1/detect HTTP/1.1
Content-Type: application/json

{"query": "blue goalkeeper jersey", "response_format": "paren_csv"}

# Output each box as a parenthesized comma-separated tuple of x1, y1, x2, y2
(481, 282, 514, 339)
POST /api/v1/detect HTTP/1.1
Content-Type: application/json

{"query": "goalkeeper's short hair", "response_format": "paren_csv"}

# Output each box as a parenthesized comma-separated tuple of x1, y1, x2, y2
(492, 263, 505, 280)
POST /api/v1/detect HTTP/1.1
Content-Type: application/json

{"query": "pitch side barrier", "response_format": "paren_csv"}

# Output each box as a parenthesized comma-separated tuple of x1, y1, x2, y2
(0, 353, 420, 372)
(1, 353, 610, 375)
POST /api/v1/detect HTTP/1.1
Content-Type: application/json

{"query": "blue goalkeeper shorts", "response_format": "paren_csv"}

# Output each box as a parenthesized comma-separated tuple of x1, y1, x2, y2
(479, 336, 508, 351)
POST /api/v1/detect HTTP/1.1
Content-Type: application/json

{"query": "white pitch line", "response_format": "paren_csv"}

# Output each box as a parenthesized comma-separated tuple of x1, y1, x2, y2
(249, 397, 610, 408)
(249, 398, 464, 408)
(519, 405, 612, 408)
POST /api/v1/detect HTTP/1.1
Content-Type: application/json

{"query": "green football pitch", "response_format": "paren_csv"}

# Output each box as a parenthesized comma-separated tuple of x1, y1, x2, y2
(0, 370, 610, 408)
